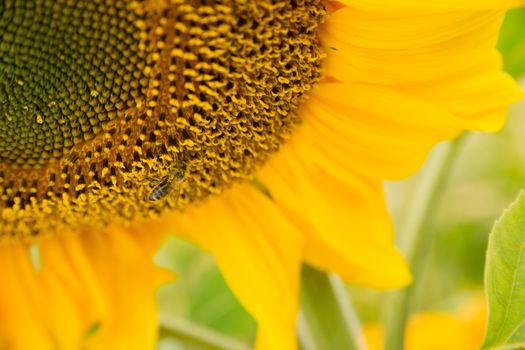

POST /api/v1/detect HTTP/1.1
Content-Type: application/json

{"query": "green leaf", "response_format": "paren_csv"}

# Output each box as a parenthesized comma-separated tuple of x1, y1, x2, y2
(482, 191, 525, 349)
(498, 9, 525, 78)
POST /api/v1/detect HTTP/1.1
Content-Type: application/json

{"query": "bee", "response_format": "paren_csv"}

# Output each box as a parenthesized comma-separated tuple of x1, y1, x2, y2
(145, 161, 186, 202)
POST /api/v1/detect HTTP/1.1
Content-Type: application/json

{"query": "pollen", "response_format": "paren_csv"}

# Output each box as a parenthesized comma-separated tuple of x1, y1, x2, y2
(0, 0, 326, 240)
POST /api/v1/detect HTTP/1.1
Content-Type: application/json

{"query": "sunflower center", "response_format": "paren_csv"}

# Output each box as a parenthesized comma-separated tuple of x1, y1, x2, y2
(0, 0, 325, 239)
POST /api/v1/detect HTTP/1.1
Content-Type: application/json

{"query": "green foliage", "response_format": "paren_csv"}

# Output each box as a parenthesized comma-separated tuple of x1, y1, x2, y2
(498, 8, 525, 78)
(482, 192, 525, 349)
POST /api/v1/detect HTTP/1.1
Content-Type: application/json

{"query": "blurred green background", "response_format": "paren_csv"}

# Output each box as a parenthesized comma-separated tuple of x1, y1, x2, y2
(154, 8, 525, 349)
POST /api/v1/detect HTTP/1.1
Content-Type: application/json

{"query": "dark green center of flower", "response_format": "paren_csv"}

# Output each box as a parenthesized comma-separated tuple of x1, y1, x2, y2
(0, 1, 146, 166)
(0, 0, 325, 239)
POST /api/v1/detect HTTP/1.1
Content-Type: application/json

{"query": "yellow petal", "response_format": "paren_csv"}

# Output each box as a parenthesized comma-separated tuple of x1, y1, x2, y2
(321, 6, 514, 89)
(293, 77, 519, 182)
(398, 51, 523, 132)
(364, 295, 488, 350)
(0, 226, 170, 350)
(296, 82, 460, 180)
(258, 144, 411, 289)
(0, 245, 56, 350)
(166, 184, 304, 350)
(338, 0, 525, 10)
(321, 4, 523, 136)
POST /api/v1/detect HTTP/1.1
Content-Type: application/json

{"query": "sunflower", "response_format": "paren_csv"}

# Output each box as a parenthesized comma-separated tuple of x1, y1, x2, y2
(0, 0, 522, 349)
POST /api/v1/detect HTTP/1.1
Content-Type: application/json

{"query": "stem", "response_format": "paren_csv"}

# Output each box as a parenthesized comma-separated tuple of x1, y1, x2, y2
(382, 136, 465, 350)
(299, 264, 366, 350)
(159, 313, 251, 350)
